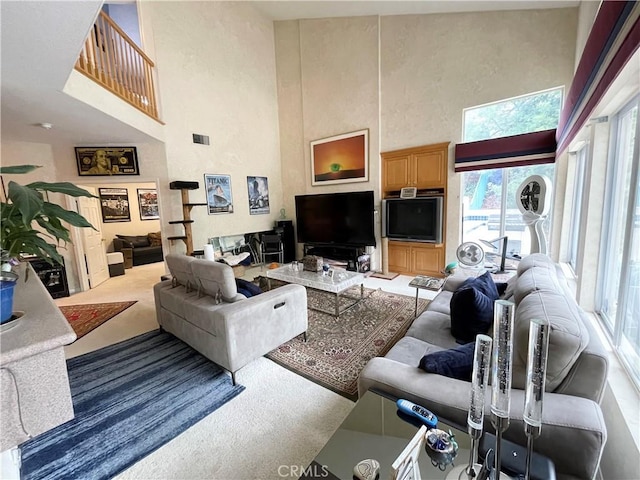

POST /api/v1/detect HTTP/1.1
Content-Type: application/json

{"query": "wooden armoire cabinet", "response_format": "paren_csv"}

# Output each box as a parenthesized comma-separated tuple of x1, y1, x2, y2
(382, 142, 449, 277)
(382, 142, 448, 193)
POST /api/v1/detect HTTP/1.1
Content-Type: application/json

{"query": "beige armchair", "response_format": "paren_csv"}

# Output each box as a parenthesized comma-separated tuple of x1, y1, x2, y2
(154, 254, 307, 384)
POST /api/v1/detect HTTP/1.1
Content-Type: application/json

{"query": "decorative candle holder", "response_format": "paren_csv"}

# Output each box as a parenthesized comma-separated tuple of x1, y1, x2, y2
(523, 318, 550, 480)
(490, 299, 515, 477)
(464, 334, 492, 479)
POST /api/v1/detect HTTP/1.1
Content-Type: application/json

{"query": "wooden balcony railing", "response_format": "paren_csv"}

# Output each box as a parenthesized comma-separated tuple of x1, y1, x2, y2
(75, 11, 161, 122)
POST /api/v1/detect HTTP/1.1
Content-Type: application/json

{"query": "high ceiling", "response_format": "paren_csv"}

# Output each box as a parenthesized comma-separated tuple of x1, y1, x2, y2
(0, 1, 579, 148)
(250, 1, 579, 21)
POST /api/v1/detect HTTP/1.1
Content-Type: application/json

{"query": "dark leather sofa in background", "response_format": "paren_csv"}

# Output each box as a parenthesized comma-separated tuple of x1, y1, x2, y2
(113, 232, 164, 266)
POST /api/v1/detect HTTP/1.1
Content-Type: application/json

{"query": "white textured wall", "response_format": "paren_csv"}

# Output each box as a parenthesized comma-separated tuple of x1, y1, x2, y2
(145, 1, 282, 253)
(276, 8, 577, 266)
(276, 16, 382, 266)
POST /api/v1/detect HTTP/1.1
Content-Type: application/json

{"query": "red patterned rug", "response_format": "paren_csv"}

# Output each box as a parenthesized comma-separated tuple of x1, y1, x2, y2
(60, 301, 137, 339)
(266, 285, 428, 401)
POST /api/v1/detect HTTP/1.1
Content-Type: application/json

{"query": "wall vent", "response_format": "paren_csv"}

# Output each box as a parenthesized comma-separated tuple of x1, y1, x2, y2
(192, 133, 210, 145)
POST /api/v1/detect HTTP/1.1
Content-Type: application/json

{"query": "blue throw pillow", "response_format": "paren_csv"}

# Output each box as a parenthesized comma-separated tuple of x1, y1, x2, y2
(419, 342, 476, 381)
(235, 278, 262, 298)
(460, 271, 499, 299)
(450, 272, 499, 344)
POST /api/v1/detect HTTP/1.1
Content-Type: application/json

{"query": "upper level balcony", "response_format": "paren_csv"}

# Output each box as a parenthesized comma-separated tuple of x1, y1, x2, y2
(75, 10, 161, 123)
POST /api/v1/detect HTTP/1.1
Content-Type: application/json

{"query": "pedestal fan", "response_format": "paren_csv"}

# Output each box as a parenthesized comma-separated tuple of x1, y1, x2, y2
(516, 175, 552, 254)
(456, 242, 485, 269)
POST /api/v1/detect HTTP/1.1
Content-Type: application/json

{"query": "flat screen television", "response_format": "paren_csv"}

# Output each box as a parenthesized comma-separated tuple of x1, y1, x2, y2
(295, 191, 376, 247)
(382, 196, 444, 243)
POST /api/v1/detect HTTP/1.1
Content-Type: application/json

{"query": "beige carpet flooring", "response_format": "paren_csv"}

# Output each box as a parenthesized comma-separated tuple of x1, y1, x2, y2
(56, 263, 437, 479)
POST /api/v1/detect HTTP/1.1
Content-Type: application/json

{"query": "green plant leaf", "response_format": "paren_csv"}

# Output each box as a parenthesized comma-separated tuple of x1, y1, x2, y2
(18, 234, 63, 265)
(7, 181, 43, 225)
(36, 216, 72, 244)
(27, 182, 97, 198)
(2, 167, 96, 263)
(0, 165, 41, 174)
(43, 202, 96, 229)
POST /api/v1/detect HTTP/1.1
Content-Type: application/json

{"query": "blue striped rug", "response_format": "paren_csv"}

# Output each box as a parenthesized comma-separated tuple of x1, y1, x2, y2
(20, 330, 245, 480)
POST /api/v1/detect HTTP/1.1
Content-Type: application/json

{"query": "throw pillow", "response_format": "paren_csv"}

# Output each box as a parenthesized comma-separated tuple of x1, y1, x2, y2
(148, 232, 162, 247)
(235, 278, 262, 298)
(461, 271, 499, 299)
(419, 342, 475, 381)
(449, 272, 499, 344)
(450, 287, 495, 343)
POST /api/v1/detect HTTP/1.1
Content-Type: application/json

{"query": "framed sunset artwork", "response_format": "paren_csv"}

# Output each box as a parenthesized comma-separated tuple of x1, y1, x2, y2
(310, 129, 369, 186)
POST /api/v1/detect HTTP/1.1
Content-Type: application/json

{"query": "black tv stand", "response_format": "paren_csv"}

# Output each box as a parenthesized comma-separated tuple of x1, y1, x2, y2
(303, 244, 368, 272)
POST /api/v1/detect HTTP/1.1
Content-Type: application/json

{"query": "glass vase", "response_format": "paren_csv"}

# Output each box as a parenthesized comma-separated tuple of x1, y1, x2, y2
(490, 299, 515, 477)
(524, 318, 550, 429)
(468, 334, 493, 431)
(491, 299, 516, 419)
(466, 334, 492, 478)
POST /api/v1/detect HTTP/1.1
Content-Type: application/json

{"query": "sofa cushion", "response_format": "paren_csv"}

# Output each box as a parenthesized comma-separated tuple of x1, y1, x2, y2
(501, 274, 518, 301)
(517, 253, 556, 276)
(385, 336, 444, 366)
(449, 272, 499, 344)
(513, 266, 563, 305)
(116, 234, 150, 248)
(511, 290, 590, 391)
(419, 341, 475, 380)
(190, 258, 241, 302)
(426, 289, 453, 316)
(165, 254, 198, 291)
(406, 311, 460, 350)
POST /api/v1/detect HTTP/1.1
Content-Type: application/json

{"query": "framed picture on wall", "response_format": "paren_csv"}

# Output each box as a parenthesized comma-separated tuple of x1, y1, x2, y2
(75, 147, 140, 176)
(204, 174, 233, 214)
(137, 188, 159, 220)
(98, 188, 130, 222)
(310, 129, 369, 186)
(246, 176, 270, 215)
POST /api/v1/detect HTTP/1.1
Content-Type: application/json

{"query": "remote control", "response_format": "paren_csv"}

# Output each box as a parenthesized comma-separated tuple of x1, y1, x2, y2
(396, 399, 438, 428)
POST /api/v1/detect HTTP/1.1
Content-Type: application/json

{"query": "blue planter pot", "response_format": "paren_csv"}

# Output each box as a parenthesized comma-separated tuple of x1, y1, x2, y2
(0, 272, 19, 324)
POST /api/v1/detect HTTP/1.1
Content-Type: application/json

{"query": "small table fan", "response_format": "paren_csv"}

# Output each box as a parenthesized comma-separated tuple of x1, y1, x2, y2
(456, 242, 485, 268)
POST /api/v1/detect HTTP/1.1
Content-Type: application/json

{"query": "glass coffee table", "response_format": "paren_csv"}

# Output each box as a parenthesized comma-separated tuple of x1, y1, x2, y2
(302, 391, 471, 479)
(302, 391, 555, 480)
(266, 264, 366, 317)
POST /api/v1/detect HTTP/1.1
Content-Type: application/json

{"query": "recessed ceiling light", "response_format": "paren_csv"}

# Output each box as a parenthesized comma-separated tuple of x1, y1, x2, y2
(38, 122, 53, 130)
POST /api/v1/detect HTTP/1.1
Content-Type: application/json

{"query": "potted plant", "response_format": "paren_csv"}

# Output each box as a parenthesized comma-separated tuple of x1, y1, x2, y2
(0, 165, 96, 324)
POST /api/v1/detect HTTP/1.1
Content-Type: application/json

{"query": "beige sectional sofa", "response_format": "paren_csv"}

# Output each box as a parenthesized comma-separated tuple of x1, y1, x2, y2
(358, 254, 609, 480)
(154, 254, 308, 384)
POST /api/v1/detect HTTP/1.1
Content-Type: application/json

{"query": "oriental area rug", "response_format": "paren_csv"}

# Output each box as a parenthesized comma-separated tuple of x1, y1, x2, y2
(20, 330, 245, 480)
(59, 301, 137, 339)
(266, 284, 429, 401)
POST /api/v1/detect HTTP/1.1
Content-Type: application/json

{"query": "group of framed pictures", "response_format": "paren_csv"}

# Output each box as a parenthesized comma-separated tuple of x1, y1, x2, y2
(98, 188, 159, 223)
(204, 174, 270, 216)
(86, 128, 369, 222)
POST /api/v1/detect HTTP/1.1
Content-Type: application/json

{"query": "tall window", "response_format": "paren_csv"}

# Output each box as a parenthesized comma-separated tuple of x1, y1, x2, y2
(568, 145, 588, 271)
(597, 96, 640, 382)
(462, 88, 563, 255)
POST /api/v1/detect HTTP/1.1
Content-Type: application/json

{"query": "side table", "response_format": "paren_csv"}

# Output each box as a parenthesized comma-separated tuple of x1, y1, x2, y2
(122, 248, 134, 269)
(409, 275, 445, 317)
